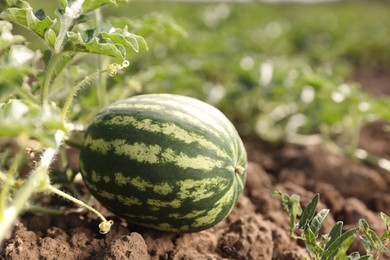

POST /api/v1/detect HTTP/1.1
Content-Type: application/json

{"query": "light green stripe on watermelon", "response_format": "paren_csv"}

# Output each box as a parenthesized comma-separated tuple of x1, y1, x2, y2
(98, 115, 230, 160)
(147, 198, 181, 209)
(161, 97, 227, 130)
(83, 135, 110, 155)
(83, 135, 226, 171)
(90, 170, 111, 183)
(192, 178, 236, 228)
(105, 99, 227, 145)
(133, 94, 238, 143)
(117, 195, 142, 206)
(84, 178, 143, 207)
(115, 172, 173, 195)
(177, 177, 230, 202)
(168, 210, 207, 220)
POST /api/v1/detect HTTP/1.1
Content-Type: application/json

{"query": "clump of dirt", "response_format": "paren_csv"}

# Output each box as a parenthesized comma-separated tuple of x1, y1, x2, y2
(1, 123, 390, 259)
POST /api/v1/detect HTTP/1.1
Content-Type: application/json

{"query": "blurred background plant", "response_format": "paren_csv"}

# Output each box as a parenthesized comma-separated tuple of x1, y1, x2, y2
(102, 1, 390, 166)
(0, 0, 159, 245)
(1, 0, 390, 248)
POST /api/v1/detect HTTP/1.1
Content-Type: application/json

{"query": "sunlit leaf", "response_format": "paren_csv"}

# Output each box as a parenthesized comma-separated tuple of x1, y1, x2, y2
(64, 31, 124, 59)
(63, 26, 146, 60)
(299, 193, 319, 228)
(304, 226, 322, 257)
(44, 28, 56, 48)
(310, 208, 330, 237)
(347, 252, 360, 260)
(322, 228, 358, 260)
(112, 13, 187, 38)
(82, 0, 129, 14)
(325, 221, 343, 250)
(271, 191, 302, 237)
(359, 219, 385, 254)
(357, 256, 374, 260)
(0, 1, 56, 38)
(347, 253, 373, 260)
(360, 235, 374, 255)
(381, 231, 390, 243)
(380, 212, 390, 229)
(100, 27, 148, 53)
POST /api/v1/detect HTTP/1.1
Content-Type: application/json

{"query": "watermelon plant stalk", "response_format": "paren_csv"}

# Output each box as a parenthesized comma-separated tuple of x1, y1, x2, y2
(41, 0, 85, 105)
(94, 9, 109, 109)
(0, 151, 23, 221)
(61, 70, 107, 120)
(41, 54, 61, 105)
(0, 143, 58, 243)
(46, 185, 113, 234)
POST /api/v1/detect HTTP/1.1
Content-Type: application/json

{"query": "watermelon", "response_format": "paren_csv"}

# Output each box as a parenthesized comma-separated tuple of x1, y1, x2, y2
(79, 94, 247, 233)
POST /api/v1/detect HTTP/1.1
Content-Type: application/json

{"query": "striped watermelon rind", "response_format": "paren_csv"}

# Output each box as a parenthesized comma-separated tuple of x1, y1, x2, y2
(79, 94, 247, 233)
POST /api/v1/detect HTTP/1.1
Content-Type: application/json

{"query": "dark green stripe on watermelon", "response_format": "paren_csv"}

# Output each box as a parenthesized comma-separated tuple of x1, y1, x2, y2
(79, 94, 247, 233)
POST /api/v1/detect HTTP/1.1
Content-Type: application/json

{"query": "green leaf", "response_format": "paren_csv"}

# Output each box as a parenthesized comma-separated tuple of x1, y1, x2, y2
(347, 252, 360, 260)
(112, 13, 187, 38)
(0, 1, 57, 38)
(299, 193, 319, 228)
(63, 26, 146, 60)
(0, 0, 22, 11)
(325, 221, 343, 250)
(0, 21, 25, 52)
(359, 219, 370, 231)
(44, 28, 57, 48)
(360, 235, 374, 255)
(310, 208, 330, 237)
(347, 253, 374, 260)
(64, 31, 124, 60)
(304, 225, 323, 258)
(100, 27, 148, 53)
(322, 228, 358, 260)
(357, 256, 374, 260)
(57, 0, 67, 8)
(359, 219, 385, 254)
(82, 0, 129, 14)
(380, 212, 390, 229)
(347, 252, 374, 260)
(380, 231, 390, 243)
(0, 66, 32, 102)
(271, 191, 302, 237)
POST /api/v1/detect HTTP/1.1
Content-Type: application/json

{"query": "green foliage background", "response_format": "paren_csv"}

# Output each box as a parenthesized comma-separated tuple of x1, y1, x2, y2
(105, 1, 390, 145)
(1, 0, 390, 253)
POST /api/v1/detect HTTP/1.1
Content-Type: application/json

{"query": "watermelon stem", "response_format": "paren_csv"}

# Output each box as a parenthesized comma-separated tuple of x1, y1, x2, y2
(61, 69, 107, 121)
(61, 60, 130, 122)
(46, 184, 113, 234)
(234, 166, 246, 175)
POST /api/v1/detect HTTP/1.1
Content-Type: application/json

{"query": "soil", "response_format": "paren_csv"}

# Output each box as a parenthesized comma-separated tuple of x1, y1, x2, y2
(1, 71, 390, 259)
